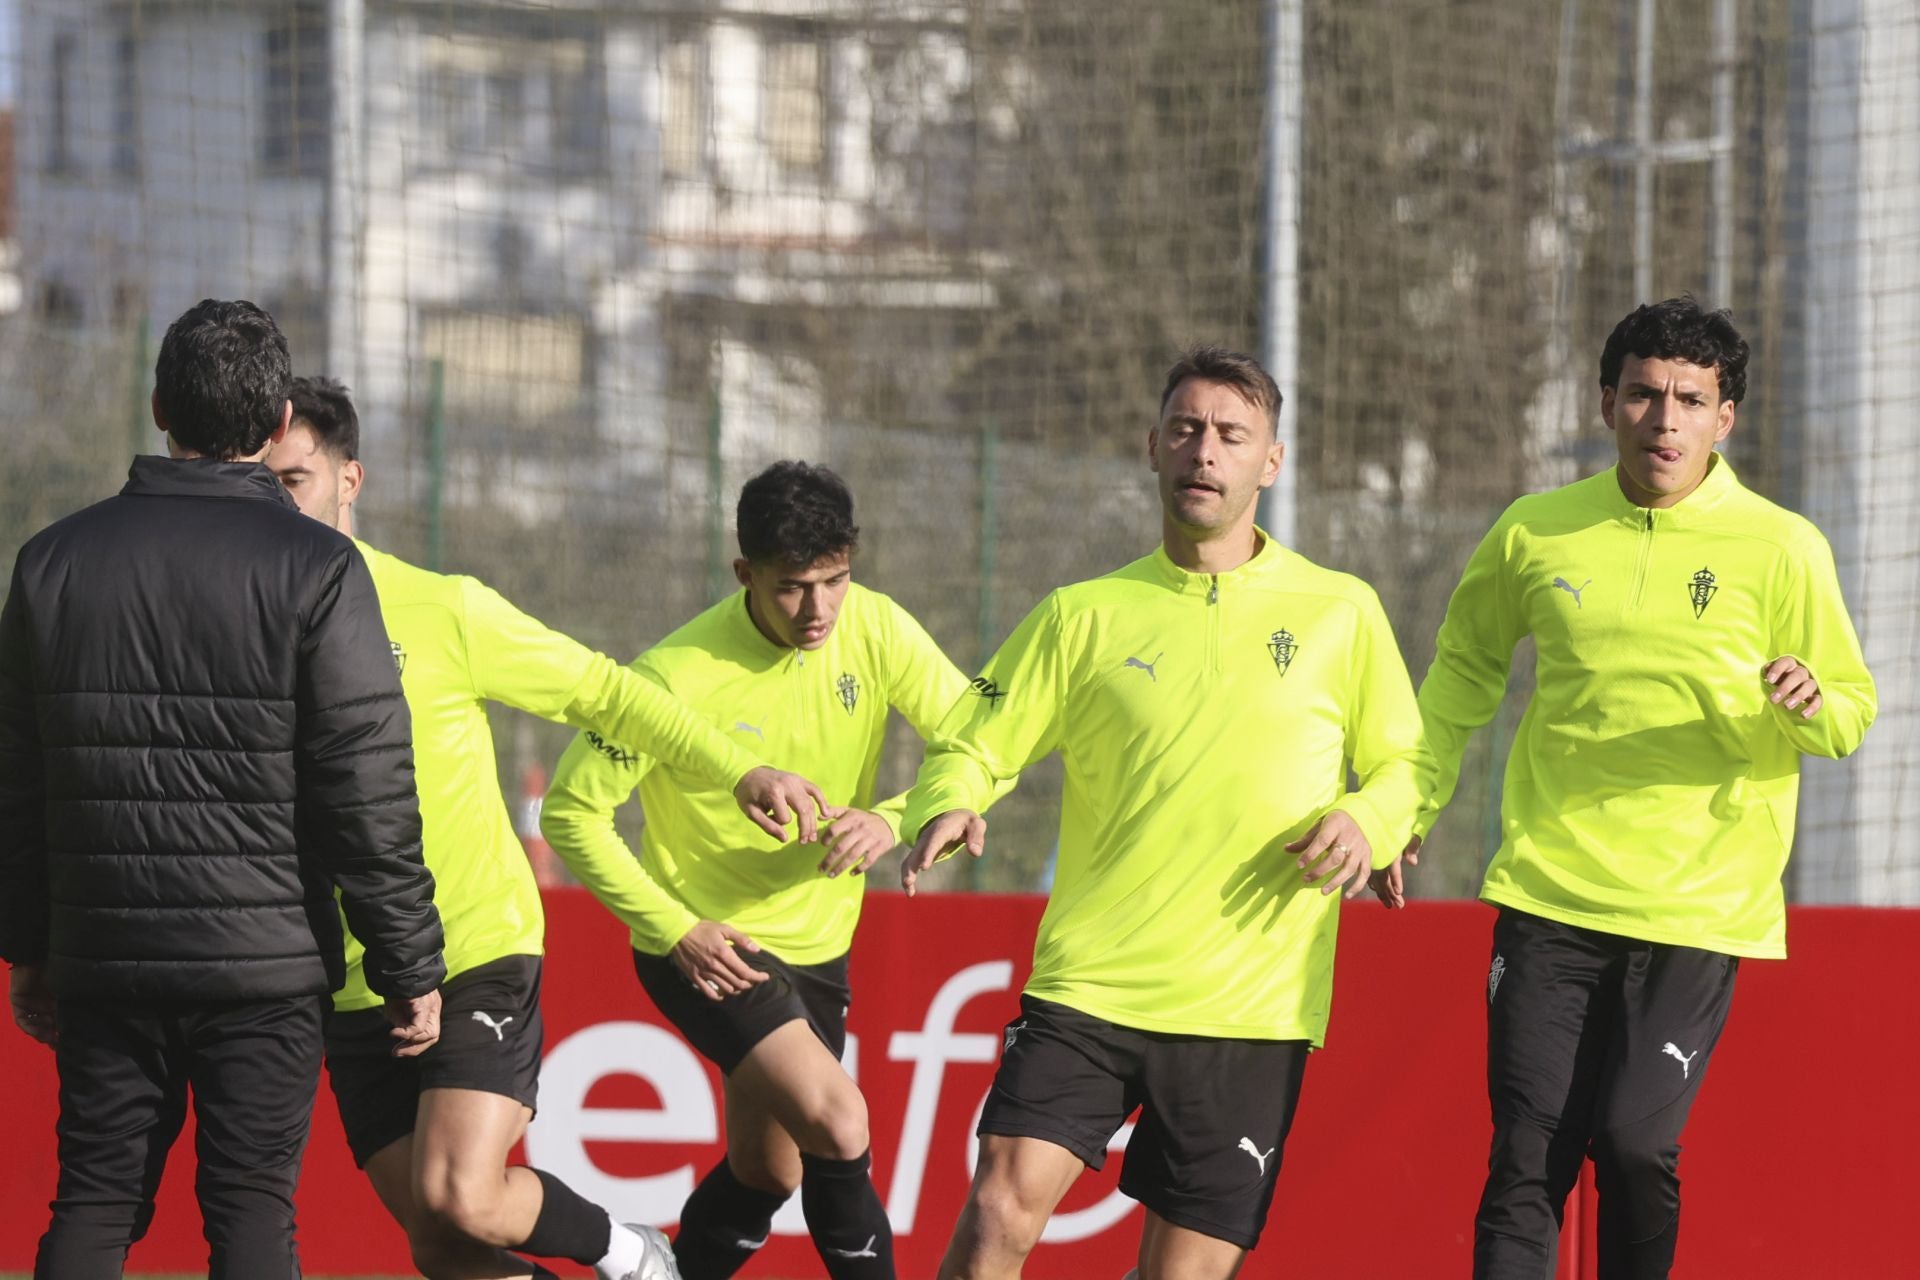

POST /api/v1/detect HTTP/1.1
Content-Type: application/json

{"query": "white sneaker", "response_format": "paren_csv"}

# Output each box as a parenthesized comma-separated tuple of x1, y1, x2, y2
(613, 1223, 681, 1280)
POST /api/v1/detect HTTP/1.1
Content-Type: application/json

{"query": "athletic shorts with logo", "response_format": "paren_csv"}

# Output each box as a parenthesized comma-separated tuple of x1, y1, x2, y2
(324, 953, 544, 1167)
(632, 946, 850, 1074)
(981, 995, 1309, 1249)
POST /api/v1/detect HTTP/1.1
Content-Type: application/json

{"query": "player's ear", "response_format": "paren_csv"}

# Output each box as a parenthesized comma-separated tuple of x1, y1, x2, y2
(732, 558, 754, 589)
(1146, 425, 1160, 472)
(1600, 385, 1617, 431)
(340, 459, 365, 507)
(1715, 397, 1736, 443)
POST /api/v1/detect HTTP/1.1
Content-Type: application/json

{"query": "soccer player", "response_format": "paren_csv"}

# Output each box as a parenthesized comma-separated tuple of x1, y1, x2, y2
(898, 346, 1425, 1280)
(1381, 298, 1876, 1279)
(541, 460, 1000, 1280)
(269, 378, 829, 1280)
(0, 302, 444, 1280)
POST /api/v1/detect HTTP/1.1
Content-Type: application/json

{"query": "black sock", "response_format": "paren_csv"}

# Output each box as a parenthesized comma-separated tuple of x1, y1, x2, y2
(672, 1158, 792, 1280)
(800, 1150, 895, 1280)
(516, 1168, 613, 1266)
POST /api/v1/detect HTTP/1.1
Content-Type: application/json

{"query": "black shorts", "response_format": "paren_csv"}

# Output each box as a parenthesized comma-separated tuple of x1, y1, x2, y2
(324, 953, 545, 1168)
(632, 946, 849, 1074)
(979, 995, 1309, 1250)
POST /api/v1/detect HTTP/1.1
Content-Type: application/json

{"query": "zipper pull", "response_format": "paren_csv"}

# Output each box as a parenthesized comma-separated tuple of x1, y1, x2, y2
(1208, 575, 1219, 604)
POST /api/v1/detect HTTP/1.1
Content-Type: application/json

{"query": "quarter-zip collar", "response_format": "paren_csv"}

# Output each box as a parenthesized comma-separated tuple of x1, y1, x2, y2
(727, 588, 811, 668)
(1601, 450, 1740, 529)
(121, 453, 299, 509)
(1148, 527, 1281, 597)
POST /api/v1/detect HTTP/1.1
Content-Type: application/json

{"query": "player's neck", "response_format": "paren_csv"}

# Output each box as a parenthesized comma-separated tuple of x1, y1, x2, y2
(338, 506, 357, 539)
(1161, 517, 1260, 576)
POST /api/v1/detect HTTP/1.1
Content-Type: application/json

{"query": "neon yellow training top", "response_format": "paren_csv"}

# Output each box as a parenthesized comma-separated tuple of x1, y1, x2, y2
(1415, 458, 1876, 958)
(333, 543, 765, 1011)
(901, 531, 1424, 1045)
(541, 583, 984, 964)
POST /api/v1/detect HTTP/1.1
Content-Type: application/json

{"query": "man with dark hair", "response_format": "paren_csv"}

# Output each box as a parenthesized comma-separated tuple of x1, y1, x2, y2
(269, 379, 829, 1280)
(898, 344, 1424, 1280)
(1378, 296, 1876, 1278)
(0, 301, 446, 1279)
(543, 460, 999, 1280)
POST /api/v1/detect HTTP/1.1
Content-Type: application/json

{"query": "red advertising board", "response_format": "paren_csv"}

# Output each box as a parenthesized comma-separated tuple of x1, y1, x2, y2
(2, 893, 1915, 1277)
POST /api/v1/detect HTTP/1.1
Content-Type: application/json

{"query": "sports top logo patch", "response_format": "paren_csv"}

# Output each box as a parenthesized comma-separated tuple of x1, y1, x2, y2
(390, 641, 407, 674)
(1267, 629, 1299, 676)
(1689, 567, 1718, 618)
(836, 672, 860, 714)
(968, 675, 1007, 703)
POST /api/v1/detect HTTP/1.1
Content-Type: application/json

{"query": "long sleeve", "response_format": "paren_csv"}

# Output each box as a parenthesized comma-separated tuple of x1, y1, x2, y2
(1413, 515, 1527, 837)
(1333, 586, 1427, 870)
(541, 720, 700, 954)
(1768, 527, 1876, 758)
(0, 562, 47, 966)
(460, 578, 763, 789)
(296, 547, 445, 999)
(869, 600, 1016, 841)
(901, 593, 1069, 841)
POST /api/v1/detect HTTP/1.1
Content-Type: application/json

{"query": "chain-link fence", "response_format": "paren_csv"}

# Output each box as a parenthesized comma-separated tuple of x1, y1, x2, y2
(3, 0, 1915, 901)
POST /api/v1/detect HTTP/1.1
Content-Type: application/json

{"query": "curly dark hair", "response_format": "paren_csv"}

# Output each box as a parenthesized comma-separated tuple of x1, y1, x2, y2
(737, 461, 860, 567)
(289, 375, 361, 462)
(153, 299, 293, 459)
(1599, 296, 1749, 405)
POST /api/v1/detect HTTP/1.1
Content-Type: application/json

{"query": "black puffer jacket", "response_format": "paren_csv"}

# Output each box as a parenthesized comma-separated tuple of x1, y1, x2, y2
(0, 456, 444, 1003)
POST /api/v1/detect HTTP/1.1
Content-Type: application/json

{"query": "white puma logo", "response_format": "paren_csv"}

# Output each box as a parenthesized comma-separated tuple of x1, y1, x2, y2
(471, 1011, 514, 1041)
(1237, 1136, 1276, 1175)
(1552, 576, 1593, 609)
(824, 1235, 878, 1259)
(1003, 1020, 1027, 1053)
(1124, 652, 1164, 681)
(1662, 1041, 1699, 1078)
(734, 721, 765, 740)
(734, 1234, 769, 1250)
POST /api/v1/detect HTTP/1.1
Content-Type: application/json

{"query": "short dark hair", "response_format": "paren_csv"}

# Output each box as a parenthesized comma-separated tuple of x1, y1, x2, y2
(1599, 296, 1749, 405)
(289, 375, 361, 462)
(1159, 345, 1282, 434)
(153, 299, 293, 459)
(737, 461, 860, 567)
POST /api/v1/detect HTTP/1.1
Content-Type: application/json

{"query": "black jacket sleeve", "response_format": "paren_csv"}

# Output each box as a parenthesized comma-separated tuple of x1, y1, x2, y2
(0, 558, 48, 967)
(295, 545, 445, 999)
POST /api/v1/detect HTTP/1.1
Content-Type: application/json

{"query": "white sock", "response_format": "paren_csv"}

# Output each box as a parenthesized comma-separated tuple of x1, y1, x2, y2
(592, 1220, 649, 1280)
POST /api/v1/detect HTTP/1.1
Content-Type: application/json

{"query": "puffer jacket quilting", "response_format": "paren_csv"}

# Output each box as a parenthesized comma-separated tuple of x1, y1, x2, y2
(0, 456, 444, 1003)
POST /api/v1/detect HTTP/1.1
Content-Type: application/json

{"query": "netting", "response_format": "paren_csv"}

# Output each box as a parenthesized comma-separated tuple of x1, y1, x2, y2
(2, 0, 1914, 902)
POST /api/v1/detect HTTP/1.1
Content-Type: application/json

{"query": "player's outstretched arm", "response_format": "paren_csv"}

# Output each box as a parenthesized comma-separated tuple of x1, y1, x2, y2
(900, 809, 987, 897)
(733, 766, 828, 844)
(670, 920, 771, 1001)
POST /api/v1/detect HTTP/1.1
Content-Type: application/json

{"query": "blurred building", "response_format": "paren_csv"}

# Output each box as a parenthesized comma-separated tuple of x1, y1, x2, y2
(11, 0, 1002, 520)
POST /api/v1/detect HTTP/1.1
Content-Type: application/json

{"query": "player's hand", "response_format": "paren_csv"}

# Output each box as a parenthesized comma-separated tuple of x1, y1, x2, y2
(9, 964, 56, 1048)
(1368, 834, 1422, 909)
(671, 920, 770, 1001)
(1764, 655, 1823, 719)
(818, 806, 898, 878)
(734, 766, 829, 843)
(1287, 809, 1373, 899)
(901, 809, 986, 897)
(384, 989, 442, 1059)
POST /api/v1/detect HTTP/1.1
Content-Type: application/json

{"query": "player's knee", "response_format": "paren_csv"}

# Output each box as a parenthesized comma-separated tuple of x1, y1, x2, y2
(730, 1151, 802, 1198)
(1589, 1120, 1678, 1195)
(964, 1177, 1052, 1256)
(794, 1085, 870, 1160)
(412, 1172, 511, 1248)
